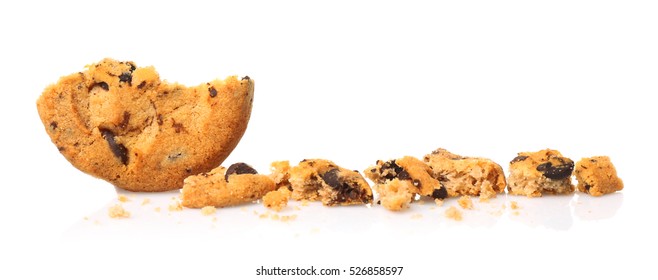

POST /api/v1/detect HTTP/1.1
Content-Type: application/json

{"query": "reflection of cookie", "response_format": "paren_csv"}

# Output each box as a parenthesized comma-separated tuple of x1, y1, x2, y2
(507, 149, 575, 197)
(37, 58, 254, 191)
(575, 156, 623, 196)
(289, 159, 373, 206)
(181, 163, 276, 208)
(423, 148, 506, 199)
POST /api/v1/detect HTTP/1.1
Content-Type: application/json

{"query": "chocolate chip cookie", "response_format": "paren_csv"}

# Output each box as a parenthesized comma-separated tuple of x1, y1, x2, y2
(37, 58, 254, 191)
(423, 148, 506, 199)
(288, 159, 373, 206)
(507, 149, 575, 197)
(574, 156, 623, 196)
(181, 163, 276, 208)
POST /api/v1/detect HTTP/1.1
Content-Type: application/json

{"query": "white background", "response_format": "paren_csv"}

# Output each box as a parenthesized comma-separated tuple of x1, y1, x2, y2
(1, 0, 657, 279)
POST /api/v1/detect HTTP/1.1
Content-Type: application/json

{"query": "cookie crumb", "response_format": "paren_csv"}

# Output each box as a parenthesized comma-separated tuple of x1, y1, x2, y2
(118, 195, 130, 203)
(271, 213, 280, 221)
(263, 187, 291, 211)
(108, 204, 131, 218)
(280, 215, 298, 222)
(154, 207, 161, 212)
(168, 201, 183, 211)
(510, 201, 519, 210)
(445, 206, 463, 221)
(259, 212, 270, 219)
(201, 206, 217, 216)
(141, 198, 150, 205)
(458, 196, 474, 210)
(434, 199, 444, 207)
(300, 200, 310, 206)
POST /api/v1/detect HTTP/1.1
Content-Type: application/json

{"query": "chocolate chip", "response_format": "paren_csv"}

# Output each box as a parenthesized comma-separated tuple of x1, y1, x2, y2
(241, 76, 250, 80)
(157, 114, 163, 125)
(320, 169, 342, 190)
(431, 187, 448, 200)
(397, 170, 411, 181)
(100, 129, 128, 165)
(119, 111, 131, 129)
(119, 72, 132, 85)
(171, 119, 186, 133)
(510, 155, 528, 164)
(584, 183, 591, 192)
(137, 81, 146, 89)
(380, 160, 405, 181)
(127, 62, 136, 72)
(536, 161, 574, 180)
(209, 86, 218, 97)
(49, 121, 58, 130)
(94, 82, 109, 91)
(225, 162, 258, 181)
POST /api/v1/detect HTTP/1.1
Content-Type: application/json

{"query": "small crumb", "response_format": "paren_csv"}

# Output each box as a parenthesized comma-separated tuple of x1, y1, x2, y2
(271, 214, 280, 221)
(479, 197, 490, 203)
(445, 206, 463, 221)
(458, 196, 474, 210)
(259, 213, 270, 219)
(141, 198, 150, 205)
(301, 200, 310, 206)
(280, 215, 298, 222)
(154, 207, 161, 212)
(168, 201, 183, 211)
(434, 199, 444, 207)
(201, 206, 216, 216)
(513, 211, 520, 216)
(108, 204, 131, 218)
(294, 206, 302, 211)
(118, 195, 130, 203)
(411, 213, 423, 219)
(171, 196, 177, 200)
(510, 201, 520, 210)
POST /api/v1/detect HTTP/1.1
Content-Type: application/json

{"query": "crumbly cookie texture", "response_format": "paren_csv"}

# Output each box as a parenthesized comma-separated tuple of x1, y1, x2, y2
(181, 163, 276, 208)
(269, 161, 292, 189)
(423, 148, 506, 199)
(507, 149, 575, 197)
(376, 179, 416, 211)
(263, 187, 292, 211)
(365, 156, 447, 210)
(37, 58, 254, 192)
(457, 196, 474, 209)
(575, 156, 623, 196)
(288, 159, 373, 206)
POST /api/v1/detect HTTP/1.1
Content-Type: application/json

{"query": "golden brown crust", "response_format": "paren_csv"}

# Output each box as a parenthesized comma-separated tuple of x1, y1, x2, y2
(37, 58, 254, 192)
(575, 156, 623, 196)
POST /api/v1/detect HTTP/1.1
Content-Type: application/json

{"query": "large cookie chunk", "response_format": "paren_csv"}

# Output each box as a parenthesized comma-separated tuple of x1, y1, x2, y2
(423, 148, 506, 199)
(289, 159, 373, 206)
(574, 156, 623, 196)
(507, 149, 575, 197)
(37, 58, 254, 191)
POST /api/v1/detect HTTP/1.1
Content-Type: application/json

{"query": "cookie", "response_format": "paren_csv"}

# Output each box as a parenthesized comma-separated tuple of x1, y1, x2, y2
(36, 58, 254, 191)
(181, 163, 276, 208)
(364, 156, 447, 211)
(574, 156, 623, 196)
(423, 148, 506, 199)
(507, 149, 575, 197)
(288, 159, 373, 206)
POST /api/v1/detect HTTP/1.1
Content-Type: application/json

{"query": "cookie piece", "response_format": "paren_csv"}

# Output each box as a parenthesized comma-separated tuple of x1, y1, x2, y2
(376, 179, 416, 211)
(269, 160, 292, 189)
(364, 156, 447, 204)
(263, 187, 292, 211)
(507, 149, 575, 197)
(423, 148, 506, 199)
(288, 159, 373, 206)
(37, 58, 254, 191)
(574, 156, 623, 196)
(181, 163, 276, 208)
